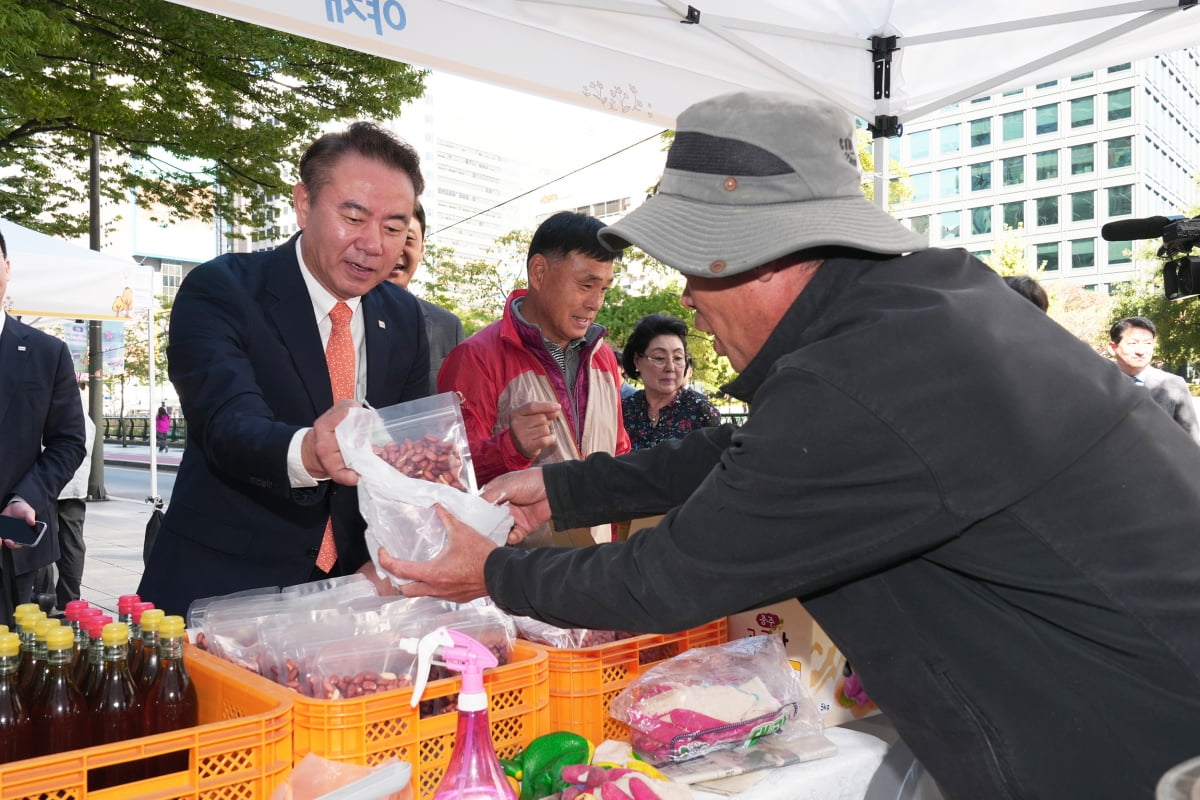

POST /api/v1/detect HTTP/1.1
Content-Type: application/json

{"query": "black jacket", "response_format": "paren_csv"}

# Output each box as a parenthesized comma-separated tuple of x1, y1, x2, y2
(486, 248, 1200, 800)
(0, 315, 86, 579)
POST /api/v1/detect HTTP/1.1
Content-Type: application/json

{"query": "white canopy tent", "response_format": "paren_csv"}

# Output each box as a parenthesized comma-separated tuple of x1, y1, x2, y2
(2, 219, 164, 496)
(161, 0, 1200, 201)
(2, 220, 153, 321)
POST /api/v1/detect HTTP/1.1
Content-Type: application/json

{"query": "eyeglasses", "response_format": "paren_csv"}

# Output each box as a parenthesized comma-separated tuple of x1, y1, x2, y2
(641, 354, 687, 369)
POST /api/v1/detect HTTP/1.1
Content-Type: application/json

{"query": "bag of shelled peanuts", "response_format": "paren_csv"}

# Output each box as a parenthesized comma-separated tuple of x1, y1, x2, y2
(335, 395, 513, 588)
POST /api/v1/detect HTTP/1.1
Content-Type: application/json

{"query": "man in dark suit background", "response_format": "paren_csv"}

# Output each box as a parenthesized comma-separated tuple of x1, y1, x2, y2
(0, 227, 87, 625)
(387, 201, 465, 394)
(1109, 316, 1200, 443)
(137, 122, 431, 616)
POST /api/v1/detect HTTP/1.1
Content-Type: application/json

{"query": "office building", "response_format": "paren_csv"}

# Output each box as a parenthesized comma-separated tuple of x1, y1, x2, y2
(892, 47, 1200, 292)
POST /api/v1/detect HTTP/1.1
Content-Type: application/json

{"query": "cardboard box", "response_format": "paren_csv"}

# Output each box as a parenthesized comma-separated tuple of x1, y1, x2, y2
(727, 599, 879, 728)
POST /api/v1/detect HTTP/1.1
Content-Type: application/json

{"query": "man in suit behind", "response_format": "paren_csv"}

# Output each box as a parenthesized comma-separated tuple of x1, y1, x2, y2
(1109, 316, 1200, 443)
(0, 227, 87, 625)
(387, 201, 465, 394)
(137, 122, 431, 616)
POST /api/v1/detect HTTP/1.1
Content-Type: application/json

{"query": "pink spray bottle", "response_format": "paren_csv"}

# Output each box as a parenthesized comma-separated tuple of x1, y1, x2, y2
(412, 628, 517, 800)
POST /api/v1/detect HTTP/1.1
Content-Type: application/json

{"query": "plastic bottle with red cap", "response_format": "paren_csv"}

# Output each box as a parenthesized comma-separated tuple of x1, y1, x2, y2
(74, 607, 104, 676)
(116, 594, 140, 625)
(78, 614, 114, 697)
(63, 599, 91, 631)
(128, 601, 156, 677)
(63, 601, 92, 660)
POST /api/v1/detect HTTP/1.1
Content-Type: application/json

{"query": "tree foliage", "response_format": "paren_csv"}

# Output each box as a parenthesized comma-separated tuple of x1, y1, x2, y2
(0, 0, 426, 237)
(420, 230, 529, 334)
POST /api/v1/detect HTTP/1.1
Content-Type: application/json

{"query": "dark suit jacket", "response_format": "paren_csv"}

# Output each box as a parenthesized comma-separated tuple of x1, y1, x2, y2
(0, 314, 86, 576)
(416, 296, 465, 395)
(137, 236, 429, 616)
(1138, 365, 1200, 443)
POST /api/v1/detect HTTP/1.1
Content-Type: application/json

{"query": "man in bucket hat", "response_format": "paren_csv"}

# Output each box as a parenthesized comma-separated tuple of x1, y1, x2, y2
(383, 92, 1200, 800)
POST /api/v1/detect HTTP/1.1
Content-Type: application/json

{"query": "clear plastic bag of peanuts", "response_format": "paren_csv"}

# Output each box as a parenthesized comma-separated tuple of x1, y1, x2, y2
(335, 396, 513, 587)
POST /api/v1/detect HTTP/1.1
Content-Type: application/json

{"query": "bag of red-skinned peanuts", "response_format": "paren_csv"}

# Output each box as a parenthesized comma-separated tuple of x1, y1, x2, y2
(335, 395, 513, 588)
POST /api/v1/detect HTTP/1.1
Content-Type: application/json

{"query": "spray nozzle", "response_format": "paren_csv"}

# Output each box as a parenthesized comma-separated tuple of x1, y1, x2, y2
(411, 627, 498, 707)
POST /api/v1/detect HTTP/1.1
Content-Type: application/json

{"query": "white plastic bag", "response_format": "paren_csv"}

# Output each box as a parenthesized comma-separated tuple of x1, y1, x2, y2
(336, 399, 512, 587)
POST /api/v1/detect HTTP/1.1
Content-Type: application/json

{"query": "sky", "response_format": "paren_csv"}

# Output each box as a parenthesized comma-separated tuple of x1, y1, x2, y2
(421, 70, 667, 176)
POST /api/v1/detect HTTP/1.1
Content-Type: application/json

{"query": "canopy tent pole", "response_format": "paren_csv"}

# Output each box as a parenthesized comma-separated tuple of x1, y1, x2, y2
(147, 266, 161, 511)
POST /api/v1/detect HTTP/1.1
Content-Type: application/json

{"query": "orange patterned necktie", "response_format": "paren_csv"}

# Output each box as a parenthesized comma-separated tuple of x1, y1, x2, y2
(316, 301, 355, 572)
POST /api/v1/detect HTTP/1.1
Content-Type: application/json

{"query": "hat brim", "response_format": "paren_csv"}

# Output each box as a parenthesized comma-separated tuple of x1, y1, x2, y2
(599, 193, 928, 277)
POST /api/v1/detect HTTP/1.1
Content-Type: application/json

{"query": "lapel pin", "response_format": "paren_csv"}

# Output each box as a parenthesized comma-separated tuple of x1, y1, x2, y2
(17, 346, 26, 351)
(378, 320, 386, 329)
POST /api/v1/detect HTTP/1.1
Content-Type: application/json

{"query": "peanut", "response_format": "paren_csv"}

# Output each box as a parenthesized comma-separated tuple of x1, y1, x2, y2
(373, 437, 468, 490)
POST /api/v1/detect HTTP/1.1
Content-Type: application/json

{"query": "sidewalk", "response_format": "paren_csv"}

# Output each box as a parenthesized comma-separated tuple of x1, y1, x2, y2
(103, 442, 182, 471)
(77, 443, 181, 617)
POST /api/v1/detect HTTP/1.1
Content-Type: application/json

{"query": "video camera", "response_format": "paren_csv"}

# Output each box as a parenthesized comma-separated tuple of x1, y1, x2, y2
(1101, 215, 1200, 301)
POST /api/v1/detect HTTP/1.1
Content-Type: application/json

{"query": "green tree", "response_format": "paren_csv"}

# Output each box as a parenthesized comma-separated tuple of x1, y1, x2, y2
(421, 230, 529, 334)
(0, 0, 426, 237)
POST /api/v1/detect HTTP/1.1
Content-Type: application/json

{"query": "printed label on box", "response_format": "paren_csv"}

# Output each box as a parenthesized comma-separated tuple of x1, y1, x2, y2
(727, 600, 879, 728)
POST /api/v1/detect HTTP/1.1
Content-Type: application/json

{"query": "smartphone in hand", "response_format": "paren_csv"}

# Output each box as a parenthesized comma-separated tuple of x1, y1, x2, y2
(0, 515, 47, 547)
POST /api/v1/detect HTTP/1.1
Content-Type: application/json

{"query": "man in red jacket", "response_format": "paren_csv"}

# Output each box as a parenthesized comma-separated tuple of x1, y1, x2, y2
(438, 211, 629, 546)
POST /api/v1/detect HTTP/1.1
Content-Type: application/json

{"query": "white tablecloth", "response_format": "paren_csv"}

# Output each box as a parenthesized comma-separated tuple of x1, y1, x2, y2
(691, 727, 890, 800)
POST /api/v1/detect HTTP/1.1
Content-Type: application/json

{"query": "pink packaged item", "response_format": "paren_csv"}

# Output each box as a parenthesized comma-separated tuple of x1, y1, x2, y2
(609, 634, 822, 764)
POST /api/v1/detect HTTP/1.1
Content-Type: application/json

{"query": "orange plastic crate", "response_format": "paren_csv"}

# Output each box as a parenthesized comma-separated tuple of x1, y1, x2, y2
(529, 619, 728, 744)
(0, 644, 293, 800)
(228, 640, 548, 800)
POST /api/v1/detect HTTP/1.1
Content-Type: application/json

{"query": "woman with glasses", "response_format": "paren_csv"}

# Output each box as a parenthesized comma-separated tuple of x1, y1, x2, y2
(620, 313, 721, 450)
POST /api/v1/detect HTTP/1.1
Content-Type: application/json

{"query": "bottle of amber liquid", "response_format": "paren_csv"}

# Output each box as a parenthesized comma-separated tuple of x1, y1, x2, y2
(135, 609, 165, 695)
(30, 626, 87, 757)
(74, 607, 104, 677)
(128, 601, 155, 678)
(13, 610, 46, 697)
(0, 631, 33, 763)
(78, 614, 114, 698)
(20, 618, 63, 706)
(88, 622, 144, 789)
(144, 616, 198, 776)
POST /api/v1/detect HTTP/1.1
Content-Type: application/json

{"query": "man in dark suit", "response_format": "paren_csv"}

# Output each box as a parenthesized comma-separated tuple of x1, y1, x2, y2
(137, 122, 431, 616)
(0, 227, 87, 625)
(1109, 316, 1200, 443)
(387, 202, 465, 394)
